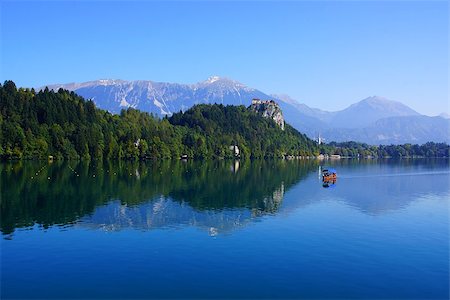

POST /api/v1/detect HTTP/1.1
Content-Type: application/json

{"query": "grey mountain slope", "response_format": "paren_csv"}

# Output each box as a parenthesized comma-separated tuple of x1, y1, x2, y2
(329, 96, 420, 128)
(45, 77, 268, 115)
(271, 93, 333, 122)
(272, 94, 446, 144)
(274, 100, 329, 137)
(324, 115, 450, 144)
(272, 94, 421, 129)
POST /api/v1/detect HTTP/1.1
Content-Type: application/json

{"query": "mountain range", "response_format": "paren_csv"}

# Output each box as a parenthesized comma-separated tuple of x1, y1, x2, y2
(44, 77, 450, 145)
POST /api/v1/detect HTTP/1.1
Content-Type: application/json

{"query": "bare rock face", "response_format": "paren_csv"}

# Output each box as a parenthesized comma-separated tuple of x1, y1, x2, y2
(249, 99, 285, 130)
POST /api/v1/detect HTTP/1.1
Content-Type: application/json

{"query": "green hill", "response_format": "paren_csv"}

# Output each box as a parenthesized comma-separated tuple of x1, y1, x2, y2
(0, 80, 318, 160)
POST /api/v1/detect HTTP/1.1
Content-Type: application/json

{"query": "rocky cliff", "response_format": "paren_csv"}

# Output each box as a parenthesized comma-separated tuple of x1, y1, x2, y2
(249, 99, 285, 130)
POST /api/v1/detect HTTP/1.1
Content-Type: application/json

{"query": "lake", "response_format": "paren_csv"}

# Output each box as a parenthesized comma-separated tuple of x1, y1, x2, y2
(1, 159, 449, 299)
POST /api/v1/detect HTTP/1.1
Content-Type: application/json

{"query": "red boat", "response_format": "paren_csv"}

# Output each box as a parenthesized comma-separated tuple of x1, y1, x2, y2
(322, 168, 337, 181)
(322, 168, 337, 188)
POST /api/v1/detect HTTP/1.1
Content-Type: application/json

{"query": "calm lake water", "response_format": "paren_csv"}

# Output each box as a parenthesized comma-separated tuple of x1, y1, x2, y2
(1, 159, 449, 299)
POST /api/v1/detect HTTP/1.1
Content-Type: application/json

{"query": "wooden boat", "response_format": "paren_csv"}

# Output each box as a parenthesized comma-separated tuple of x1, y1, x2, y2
(322, 168, 337, 181)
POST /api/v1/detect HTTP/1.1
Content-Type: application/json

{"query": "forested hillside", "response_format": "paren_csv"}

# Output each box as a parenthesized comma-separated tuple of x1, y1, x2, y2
(169, 104, 316, 158)
(0, 81, 318, 160)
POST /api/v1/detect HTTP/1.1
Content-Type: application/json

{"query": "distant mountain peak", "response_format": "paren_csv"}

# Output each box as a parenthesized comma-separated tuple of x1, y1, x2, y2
(205, 76, 221, 84)
(360, 95, 404, 106)
(200, 75, 243, 85)
(195, 76, 253, 93)
(355, 95, 391, 105)
(365, 95, 389, 101)
(330, 95, 420, 129)
(350, 96, 418, 113)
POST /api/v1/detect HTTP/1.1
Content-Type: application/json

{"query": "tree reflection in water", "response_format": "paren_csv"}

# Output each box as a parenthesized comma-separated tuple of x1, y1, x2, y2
(1, 160, 317, 235)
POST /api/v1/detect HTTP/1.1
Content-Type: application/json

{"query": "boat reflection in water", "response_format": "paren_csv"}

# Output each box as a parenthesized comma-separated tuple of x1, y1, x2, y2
(322, 178, 337, 188)
(322, 167, 337, 188)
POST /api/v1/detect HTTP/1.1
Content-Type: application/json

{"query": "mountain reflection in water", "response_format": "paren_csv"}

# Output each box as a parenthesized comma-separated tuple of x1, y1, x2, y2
(1, 160, 314, 236)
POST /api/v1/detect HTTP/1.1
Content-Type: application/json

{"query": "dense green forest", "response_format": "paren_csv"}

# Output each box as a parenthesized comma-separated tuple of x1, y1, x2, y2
(168, 104, 318, 158)
(0, 80, 448, 160)
(0, 80, 317, 160)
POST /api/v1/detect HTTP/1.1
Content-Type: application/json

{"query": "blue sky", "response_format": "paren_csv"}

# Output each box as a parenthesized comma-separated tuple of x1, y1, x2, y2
(1, 0, 448, 115)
